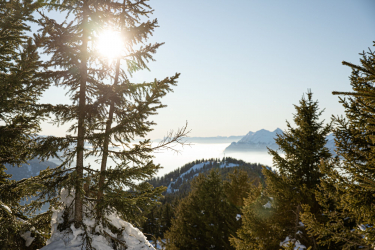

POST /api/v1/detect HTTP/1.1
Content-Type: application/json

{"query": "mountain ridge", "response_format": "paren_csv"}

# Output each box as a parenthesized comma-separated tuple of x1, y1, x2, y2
(5, 158, 58, 181)
(153, 135, 244, 144)
(148, 157, 268, 195)
(225, 128, 282, 152)
(225, 128, 336, 153)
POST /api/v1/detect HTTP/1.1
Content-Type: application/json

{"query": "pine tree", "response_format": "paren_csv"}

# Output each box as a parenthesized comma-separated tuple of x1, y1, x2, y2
(164, 170, 239, 250)
(0, 0, 51, 248)
(31, 0, 187, 248)
(231, 91, 332, 250)
(301, 44, 375, 250)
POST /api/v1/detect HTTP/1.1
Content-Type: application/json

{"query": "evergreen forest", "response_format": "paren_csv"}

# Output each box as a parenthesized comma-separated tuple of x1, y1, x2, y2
(1, 0, 375, 249)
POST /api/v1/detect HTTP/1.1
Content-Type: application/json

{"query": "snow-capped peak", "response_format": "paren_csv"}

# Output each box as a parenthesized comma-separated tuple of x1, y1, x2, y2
(238, 131, 255, 143)
(239, 128, 282, 144)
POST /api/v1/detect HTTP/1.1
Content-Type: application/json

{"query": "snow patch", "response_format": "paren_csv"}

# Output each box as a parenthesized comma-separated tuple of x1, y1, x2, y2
(219, 162, 239, 168)
(263, 201, 272, 209)
(20, 231, 35, 247)
(167, 161, 211, 193)
(180, 161, 211, 178)
(40, 188, 154, 250)
(1, 202, 12, 214)
(236, 214, 241, 221)
(280, 236, 306, 250)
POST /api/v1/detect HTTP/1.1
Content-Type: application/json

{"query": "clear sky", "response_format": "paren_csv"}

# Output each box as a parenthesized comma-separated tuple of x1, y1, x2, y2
(40, 0, 375, 139)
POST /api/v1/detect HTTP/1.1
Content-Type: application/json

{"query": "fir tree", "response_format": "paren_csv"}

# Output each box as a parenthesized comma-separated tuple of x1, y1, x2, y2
(164, 170, 239, 250)
(301, 44, 375, 250)
(0, 0, 51, 248)
(32, 0, 187, 248)
(231, 91, 332, 250)
(0, 0, 49, 167)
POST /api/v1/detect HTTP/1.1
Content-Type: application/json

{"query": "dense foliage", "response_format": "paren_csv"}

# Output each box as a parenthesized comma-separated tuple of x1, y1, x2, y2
(1, 0, 185, 249)
(142, 158, 265, 244)
(148, 157, 264, 194)
(2, 0, 375, 249)
(231, 92, 333, 250)
(164, 169, 243, 250)
(0, 0, 52, 248)
(301, 45, 375, 250)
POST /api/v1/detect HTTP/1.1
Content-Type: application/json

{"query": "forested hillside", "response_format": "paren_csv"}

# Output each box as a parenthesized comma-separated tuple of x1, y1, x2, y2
(143, 158, 266, 248)
(1, 0, 374, 249)
(148, 157, 266, 195)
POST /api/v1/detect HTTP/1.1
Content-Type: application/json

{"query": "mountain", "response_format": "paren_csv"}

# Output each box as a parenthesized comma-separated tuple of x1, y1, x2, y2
(153, 135, 244, 144)
(325, 133, 336, 154)
(225, 128, 336, 154)
(225, 128, 282, 152)
(185, 135, 244, 143)
(5, 158, 58, 181)
(237, 131, 255, 143)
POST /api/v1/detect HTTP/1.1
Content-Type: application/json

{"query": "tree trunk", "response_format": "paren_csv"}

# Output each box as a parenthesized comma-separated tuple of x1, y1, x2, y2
(97, 58, 121, 217)
(75, 0, 88, 226)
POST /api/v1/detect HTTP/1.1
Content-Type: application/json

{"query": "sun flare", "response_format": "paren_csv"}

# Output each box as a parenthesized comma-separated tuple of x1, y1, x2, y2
(96, 30, 123, 60)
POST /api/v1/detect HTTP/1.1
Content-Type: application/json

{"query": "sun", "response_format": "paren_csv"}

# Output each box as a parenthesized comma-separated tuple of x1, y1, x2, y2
(96, 30, 124, 60)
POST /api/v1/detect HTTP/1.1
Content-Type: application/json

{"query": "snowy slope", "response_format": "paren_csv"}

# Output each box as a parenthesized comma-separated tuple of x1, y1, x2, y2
(238, 131, 255, 143)
(179, 161, 211, 179)
(40, 189, 154, 250)
(166, 161, 240, 194)
(239, 128, 282, 144)
(225, 128, 282, 152)
(166, 161, 211, 193)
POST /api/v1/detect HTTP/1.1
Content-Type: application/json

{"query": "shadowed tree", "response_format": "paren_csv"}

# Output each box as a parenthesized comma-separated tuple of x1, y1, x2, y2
(15, 0, 189, 248)
(301, 44, 375, 250)
(165, 170, 239, 250)
(0, 0, 53, 248)
(231, 91, 332, 250)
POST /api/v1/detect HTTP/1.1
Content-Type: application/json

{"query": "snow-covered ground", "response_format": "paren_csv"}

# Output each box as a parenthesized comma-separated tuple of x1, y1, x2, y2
(166, 160, 242, 193)
(40, 189, 154, 250)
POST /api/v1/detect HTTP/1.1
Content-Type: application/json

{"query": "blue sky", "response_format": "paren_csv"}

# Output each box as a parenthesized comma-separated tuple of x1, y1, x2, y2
(40, 0, 375, 139)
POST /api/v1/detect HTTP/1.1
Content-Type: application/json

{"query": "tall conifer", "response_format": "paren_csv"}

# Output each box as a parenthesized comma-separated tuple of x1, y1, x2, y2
(231, 92, 332, 250)
(0, 0, 51, 248)
(301, 44, 375, 250)
(32, 0, 187, 248)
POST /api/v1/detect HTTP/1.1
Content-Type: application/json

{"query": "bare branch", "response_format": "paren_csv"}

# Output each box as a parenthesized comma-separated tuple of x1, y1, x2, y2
(151, 121, 191, 153)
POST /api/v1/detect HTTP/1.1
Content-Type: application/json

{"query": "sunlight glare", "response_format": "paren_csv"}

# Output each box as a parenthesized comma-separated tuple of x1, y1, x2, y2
(96, 30, 123, 60)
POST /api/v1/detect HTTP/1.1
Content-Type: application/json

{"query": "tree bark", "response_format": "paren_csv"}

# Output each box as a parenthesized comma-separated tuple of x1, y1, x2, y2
(75, 0, 88, 226)
(97, 58, 121, 217)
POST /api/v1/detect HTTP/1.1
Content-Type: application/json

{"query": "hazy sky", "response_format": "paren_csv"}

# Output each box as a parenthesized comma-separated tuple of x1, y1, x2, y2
(40, 0, 375, 139)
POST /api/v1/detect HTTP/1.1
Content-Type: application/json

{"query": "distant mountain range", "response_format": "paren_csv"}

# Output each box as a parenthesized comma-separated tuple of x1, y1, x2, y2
(189, 136, 246, 143)
(153, 135, 244, 144)
(224, 128, 336, 153)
